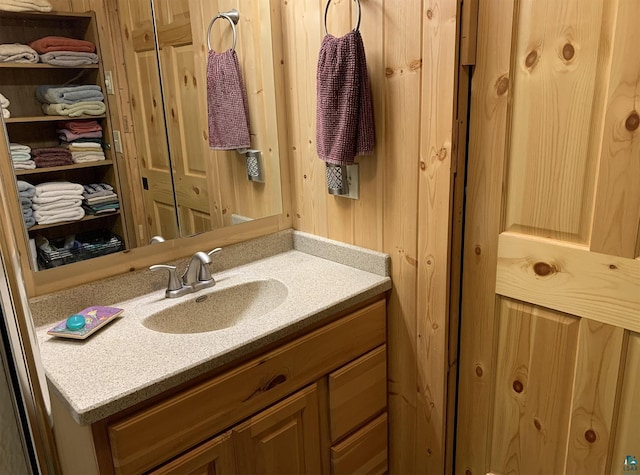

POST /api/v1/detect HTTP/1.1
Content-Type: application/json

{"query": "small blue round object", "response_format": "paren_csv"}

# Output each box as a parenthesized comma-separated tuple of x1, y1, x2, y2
(66, 314, 86, 331)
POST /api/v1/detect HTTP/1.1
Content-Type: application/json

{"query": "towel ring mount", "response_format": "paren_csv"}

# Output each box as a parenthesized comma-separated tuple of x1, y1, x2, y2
(323, 0, 361, 36)
(207, 9, 239, 52)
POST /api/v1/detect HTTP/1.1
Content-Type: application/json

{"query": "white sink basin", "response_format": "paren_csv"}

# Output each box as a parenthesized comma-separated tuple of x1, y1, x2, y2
(142, 278, 288, 334)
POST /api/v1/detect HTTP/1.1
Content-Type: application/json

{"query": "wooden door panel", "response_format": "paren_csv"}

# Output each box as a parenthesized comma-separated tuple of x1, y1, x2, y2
(505, 0, 609, 243)
(490, 299, 579, 474)
(611, 333, 640, 472)
(565, 320, 624, 474)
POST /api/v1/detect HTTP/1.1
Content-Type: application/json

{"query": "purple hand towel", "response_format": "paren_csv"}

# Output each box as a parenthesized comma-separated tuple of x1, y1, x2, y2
(206, 49, 251, 150)
(316, 30, 375, 166)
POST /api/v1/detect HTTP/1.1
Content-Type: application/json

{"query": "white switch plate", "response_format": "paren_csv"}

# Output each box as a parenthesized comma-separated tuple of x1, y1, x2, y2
(345, 164, 359, 200)
(104, 71, 115, 95)
(112, 130, 123, 154)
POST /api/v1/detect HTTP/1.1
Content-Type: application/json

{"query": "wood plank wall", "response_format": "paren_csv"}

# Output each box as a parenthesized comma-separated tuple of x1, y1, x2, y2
(45, 0, 461, 471)
(278, 0, 459, 472)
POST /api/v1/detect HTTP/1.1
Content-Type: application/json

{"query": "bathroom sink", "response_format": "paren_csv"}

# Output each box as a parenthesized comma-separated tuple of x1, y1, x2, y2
(142, 278, 288, 334)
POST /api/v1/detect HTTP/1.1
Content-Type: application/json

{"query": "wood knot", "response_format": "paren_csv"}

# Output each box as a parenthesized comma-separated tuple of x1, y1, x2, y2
(409, 59, 422, 71)
(192, 186, 200, 195)
(465, 470, 472, 475)
(625, 111, 639, 131)
(420, 161, 426, 170)
(512, 380, 524, 393)
(533, 418, 542, 431)
(609, 264, 617, 270)
(533, 261, 555, 277)
(584, 429, 597, 444)
(496, 75, 509, 96)
(426, 9, 433, 19)
(562, 43, 575, 61)
(475, 365, 483, 377)
(184, 75, 188, 85)
(385, 67, 395, 78)
(525, 49, 538, 68)
(474, 245, 482, 256)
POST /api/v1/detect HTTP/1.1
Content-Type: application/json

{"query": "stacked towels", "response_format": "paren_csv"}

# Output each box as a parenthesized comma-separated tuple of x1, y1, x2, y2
(67, 142, 105, 163)
(32, 182, 85, 225)
(29, 36, 97, 67)
(82, 183, 119, 215)
(0, 43, 38, 63)
(35, 85, 105, 117)
(31, 147, 73, 168)
(10, 143, 35, 170)
(16, 180, 36, 228)
(57, 120, 104, 162)
(0, 92, 10, 119)
(0, 0, 52, 12)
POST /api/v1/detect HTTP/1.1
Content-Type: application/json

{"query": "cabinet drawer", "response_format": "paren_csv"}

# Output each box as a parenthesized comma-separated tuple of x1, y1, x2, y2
(329, 345, 387, 442)
(108, 299, 386, 474)
(330, 413, 388, 475)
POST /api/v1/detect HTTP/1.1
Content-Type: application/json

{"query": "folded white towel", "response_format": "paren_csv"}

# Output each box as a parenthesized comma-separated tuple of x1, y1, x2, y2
(34, 181, 84, 197)
(10, 143, 30, 152)
(0, 43, 38, 63)
(36, 85, 103, 105)
(40, 51, 98, 67)
(34, 207, 84, 225)
(0, 0, 52, 12)
(13, 160, 35, 170)
(32, 198, 82, 212)
(32, 193, 84, 204)
(2, 109, 9, 119)
(72, 154, 105, 163)
(11, 152, 31, 161)
(0, 92, 9, 108)
(42, 101, 106, 117)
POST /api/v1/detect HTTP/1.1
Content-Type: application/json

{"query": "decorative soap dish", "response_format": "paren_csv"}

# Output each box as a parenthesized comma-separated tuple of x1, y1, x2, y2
(47, 306, 123, 340)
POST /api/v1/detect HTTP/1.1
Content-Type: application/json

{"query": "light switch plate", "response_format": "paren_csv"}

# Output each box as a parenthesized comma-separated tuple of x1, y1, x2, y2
(345, 164, 359, 200)
(104, 71, 115, 95)
(112, 130, 123, 154)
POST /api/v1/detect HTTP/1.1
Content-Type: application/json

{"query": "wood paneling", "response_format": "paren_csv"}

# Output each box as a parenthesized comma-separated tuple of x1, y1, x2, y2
(280, 0, 459, 472)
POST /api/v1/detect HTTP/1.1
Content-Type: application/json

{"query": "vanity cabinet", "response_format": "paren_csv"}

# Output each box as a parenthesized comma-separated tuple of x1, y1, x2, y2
(0, 10, 127, 269)
(53, 298, 388, 474)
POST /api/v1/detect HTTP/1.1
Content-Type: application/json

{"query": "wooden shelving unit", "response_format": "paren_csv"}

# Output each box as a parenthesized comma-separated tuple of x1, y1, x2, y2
(0, 10, 127, 270)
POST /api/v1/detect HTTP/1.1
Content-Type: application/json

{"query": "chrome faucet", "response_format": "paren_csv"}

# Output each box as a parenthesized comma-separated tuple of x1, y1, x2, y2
(150, 248, 222, 298)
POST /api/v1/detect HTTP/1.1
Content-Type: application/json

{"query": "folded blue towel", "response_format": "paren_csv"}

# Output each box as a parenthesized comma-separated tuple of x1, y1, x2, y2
(35, 85, 103, 104)
(17, 180, 36, 198)
(24, 215, 35, 228)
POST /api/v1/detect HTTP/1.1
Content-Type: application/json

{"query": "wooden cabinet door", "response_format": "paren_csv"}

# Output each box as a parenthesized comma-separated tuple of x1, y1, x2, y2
(457, 1, 640, 474)
(231, 384, 322, 475)
(149, 432, 236, 475)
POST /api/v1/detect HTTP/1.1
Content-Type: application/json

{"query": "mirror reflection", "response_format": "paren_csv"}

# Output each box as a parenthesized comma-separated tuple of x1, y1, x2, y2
(117, 0, 283, 242)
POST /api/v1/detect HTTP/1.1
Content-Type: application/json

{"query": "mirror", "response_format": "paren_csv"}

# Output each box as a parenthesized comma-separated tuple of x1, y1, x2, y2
(116, 0, 283, 243)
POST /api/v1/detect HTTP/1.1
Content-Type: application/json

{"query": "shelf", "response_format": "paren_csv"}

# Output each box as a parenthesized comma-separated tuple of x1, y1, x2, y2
(15, 160, 112, 176)
(28, 211, 120, 232)
(0, 63, 99, 70)
(5, 114, 105, 124)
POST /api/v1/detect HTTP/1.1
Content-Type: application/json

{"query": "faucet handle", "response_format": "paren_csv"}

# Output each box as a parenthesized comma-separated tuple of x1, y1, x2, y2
(198, 248, 222, 281)
(149, 264, 182, 292)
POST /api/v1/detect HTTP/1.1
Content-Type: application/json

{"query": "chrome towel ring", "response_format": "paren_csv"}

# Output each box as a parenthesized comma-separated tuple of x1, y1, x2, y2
(207, 9, 240, 52)
(323, 0, 361, 36)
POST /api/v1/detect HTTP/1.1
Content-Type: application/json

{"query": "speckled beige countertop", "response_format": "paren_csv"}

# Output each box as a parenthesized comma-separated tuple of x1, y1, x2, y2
(31, 230, 391, 425)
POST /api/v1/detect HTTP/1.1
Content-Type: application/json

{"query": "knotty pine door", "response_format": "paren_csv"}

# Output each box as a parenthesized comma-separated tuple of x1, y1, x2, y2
(456, 1, 640, 474)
